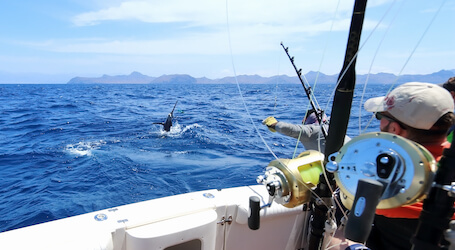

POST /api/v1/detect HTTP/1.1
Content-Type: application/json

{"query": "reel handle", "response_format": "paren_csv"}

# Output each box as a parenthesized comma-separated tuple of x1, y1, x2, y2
(345, 179, 384, 243)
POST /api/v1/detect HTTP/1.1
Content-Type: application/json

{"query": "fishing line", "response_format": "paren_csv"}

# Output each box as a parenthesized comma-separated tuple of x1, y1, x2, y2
(319, 27, 391, 236)
(291, 0, 342, 159)
(273, 49, 283, 116)
(322, 0, 404, 116)
(276, 2, 343, 159)
(359, 0, 402, 134)
(318, 0, 396, 224)
(285, 0, 341, 160)
(391, 0, 448, 85)
(273, 45, 303, 158)
(360, 0, 447, 134)
(225, 0, 332, 210)
(224, 0, 278, 161)
(267, 0, 374, 229)
(280, 44, 327, 158)
(292, 130, 303, 159)
(319, 0, 448, 241)
(312, 0, 341, 91)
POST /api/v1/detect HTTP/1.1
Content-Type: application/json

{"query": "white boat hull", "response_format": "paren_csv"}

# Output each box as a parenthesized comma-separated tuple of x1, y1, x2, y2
(0, 185, 307, 250)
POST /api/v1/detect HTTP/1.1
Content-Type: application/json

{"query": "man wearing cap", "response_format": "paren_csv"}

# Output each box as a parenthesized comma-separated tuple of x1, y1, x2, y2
(442, 76, 455, 101)
(363, 82, 455, 249)
(441, 76, 455, 142)
(327, 82, 454, 250)
(262, 110, 332, 152)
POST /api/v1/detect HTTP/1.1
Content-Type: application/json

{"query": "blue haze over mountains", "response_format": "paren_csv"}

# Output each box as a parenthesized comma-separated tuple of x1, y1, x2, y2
(67, 70, 455, 85)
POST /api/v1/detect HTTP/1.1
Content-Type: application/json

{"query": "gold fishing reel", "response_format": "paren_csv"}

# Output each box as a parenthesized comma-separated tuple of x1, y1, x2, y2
(326, 132, 436, 209)
(257, 150, 324, 208)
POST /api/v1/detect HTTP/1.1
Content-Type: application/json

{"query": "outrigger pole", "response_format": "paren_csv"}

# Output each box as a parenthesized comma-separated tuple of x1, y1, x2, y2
(280, 43, 328, 139)
(308, 0, 368, 249)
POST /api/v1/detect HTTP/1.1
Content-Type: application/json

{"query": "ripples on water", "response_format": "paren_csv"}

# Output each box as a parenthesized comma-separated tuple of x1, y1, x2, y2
(0, 83, 386, 232)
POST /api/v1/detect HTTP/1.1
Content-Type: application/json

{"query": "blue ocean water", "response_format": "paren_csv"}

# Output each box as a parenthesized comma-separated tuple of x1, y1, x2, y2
(0, 83, 387, 232)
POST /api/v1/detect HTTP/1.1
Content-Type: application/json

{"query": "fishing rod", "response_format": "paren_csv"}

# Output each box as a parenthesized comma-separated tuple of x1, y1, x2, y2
(412, 141, 455, 249)
(307, 0, 368, 249)
(280, 43, 327, 139)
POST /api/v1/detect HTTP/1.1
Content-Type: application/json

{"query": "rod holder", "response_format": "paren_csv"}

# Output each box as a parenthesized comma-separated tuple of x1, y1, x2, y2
(248, 196, 261, 230)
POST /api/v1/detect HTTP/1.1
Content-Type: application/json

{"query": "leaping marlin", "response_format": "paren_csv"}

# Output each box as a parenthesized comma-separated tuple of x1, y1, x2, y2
(153, 101, 178, 132)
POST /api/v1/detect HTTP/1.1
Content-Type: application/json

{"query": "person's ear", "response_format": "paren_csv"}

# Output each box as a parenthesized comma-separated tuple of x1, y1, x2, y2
(390, 121, 407, 137)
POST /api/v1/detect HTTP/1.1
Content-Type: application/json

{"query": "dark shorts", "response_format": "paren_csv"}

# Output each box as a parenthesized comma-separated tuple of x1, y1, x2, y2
(366, 215, 419, 250)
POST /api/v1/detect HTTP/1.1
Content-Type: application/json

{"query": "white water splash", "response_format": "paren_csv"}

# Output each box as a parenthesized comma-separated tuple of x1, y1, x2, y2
(65, 140, 106, 156)
(159, 122, 202, 136)
(182, 123, 201, 133)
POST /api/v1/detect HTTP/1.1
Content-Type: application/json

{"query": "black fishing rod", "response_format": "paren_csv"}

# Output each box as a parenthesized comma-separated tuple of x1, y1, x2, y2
(307, 0, 368, 249)
(412, 141, 455, 249)
(280, 43, 328, 139)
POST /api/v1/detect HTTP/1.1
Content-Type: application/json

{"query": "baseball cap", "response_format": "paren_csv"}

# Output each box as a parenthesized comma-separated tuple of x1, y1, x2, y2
(303, 111, 328, 125)
(364, 82, 454, 130)
(304, 112, 318, 125)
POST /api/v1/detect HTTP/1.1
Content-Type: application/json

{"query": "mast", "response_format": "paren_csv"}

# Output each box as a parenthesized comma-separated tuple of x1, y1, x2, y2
(308, 0, 368, 249)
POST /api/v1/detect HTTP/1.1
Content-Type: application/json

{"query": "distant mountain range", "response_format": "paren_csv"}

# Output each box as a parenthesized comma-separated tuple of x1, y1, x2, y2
(67, 70, 455, 85)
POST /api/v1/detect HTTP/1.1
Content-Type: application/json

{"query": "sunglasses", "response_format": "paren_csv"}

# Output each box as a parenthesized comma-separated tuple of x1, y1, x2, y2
(375, 112, 406, 129)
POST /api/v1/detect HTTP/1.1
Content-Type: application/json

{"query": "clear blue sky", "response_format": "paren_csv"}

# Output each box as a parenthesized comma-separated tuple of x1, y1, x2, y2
(0, 0, 453, 83)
